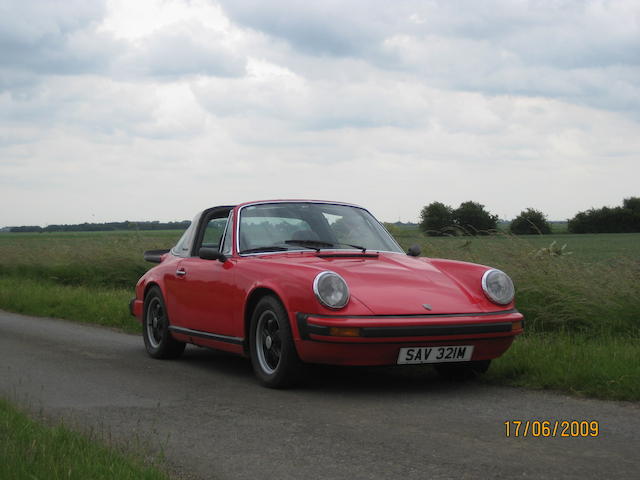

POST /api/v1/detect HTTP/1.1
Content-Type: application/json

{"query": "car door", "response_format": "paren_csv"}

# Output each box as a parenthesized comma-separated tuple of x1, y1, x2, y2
(165, 209, 239, 337)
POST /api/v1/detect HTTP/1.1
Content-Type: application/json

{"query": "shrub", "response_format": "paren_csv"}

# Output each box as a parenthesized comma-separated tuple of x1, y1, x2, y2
(510, 208, 552, 235)
(419, 202, 454, 236)
(452, 201, 498, 234)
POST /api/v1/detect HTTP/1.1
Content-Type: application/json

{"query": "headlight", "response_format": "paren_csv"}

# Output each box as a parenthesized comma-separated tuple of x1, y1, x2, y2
(481, 269, 515, 305)
(313, 271, 350, 309)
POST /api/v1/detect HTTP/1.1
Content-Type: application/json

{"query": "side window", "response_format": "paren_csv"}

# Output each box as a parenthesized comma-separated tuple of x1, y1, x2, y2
(221, 211, 234, 256)
(200, 217, 228, 249)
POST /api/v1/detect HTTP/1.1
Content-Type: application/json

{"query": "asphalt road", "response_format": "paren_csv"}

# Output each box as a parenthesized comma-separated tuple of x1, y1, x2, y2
(1, 310, 638, 480)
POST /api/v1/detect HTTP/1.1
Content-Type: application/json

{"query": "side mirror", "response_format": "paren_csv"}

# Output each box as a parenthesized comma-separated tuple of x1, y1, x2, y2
(407, 244, 421, 257)
(199, 247, 227, 262)
(144, 249, 170, 263)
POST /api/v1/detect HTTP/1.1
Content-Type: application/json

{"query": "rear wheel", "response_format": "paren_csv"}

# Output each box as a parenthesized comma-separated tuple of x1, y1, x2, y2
(143, 286, 185, 359)
(435, 360, 491, 380)
(249, 295, 302, 388)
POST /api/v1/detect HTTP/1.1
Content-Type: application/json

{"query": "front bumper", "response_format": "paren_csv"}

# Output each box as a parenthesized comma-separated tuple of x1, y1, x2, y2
(130, 298, 143, 320)
(293, 309, 524, 366)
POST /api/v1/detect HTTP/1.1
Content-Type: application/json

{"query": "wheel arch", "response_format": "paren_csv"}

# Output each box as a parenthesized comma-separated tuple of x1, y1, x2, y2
(142, 281, 167, 320)
(143, 281, 162, 300)
(243, 287, 283, 354)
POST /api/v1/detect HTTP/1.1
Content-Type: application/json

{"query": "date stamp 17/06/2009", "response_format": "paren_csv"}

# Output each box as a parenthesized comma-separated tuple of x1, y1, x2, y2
(505, 420, 600, 438)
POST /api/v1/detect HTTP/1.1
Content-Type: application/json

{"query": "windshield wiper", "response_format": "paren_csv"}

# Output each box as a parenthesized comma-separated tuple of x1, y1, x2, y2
(239, 246, 289, 254)
(285, 239, 333, 251)
(336, 242, 366, 252)
(285, 239, 367, 253)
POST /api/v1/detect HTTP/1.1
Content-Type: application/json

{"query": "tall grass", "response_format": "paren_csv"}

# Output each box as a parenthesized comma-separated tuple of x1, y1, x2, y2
(0, 231, 180, 288)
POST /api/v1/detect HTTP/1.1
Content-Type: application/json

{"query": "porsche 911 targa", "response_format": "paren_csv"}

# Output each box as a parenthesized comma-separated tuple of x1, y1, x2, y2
(130, 200, 523, 387)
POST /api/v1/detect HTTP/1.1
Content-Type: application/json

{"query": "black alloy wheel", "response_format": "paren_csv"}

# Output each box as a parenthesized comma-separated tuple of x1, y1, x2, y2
(143, 286, 186, 359)
(249, 295, 303, 388)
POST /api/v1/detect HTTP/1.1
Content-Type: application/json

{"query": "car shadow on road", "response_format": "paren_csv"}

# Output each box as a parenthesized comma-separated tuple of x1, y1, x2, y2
(303, 363, 487, 396)
(175, 346, 485, 396)
(178, 345, 254, 379)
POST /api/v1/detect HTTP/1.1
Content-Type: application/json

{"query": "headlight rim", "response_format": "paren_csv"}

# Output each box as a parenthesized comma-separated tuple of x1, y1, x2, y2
(313, 271, 350, 310)
(481, 268, 515, 305)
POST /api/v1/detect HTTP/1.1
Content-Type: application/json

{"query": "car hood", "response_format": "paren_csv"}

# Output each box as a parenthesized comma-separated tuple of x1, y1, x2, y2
(260, 252, 494, 315)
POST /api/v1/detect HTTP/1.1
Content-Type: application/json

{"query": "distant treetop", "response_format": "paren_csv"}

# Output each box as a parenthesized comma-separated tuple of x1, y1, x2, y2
(8, 220, 190, 233)
(420, 201, 498, 236)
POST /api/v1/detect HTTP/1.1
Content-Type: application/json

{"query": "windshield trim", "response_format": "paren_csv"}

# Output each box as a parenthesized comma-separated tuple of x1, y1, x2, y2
(239, 249, 405, 258)
(235, 200, 403, 257)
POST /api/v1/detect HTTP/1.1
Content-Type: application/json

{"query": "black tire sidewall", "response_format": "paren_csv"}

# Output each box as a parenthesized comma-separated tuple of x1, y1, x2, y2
(249, 295, 301, 388)
(143, 286, 185, 359)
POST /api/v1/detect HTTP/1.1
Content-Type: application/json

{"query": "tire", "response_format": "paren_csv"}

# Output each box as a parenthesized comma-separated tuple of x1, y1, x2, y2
(249, 295, 303, 388)
(435, 360, 491, 380)
(143, 286, 186, 359)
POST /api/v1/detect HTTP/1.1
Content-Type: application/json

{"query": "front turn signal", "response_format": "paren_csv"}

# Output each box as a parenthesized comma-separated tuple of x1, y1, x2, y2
(329, 327, 361, 337)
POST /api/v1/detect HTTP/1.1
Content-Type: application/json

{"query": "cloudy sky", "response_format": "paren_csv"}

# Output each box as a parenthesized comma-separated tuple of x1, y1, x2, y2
(1, 0, 638, 226)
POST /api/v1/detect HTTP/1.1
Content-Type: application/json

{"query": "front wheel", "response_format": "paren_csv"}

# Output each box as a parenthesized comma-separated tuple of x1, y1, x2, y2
(435, 360, 491, 380)
(249, 295, 302, 388)
(143, 286, 185, 359)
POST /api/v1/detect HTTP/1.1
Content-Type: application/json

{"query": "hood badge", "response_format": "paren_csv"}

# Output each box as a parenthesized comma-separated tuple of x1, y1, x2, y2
(422, 304, 433, 311)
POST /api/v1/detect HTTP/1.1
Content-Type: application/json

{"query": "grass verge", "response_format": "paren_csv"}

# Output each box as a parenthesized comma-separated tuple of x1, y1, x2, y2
(0, 276, 138, 334)
(487, 333, 640, 402)
(0, 397, 169, 480)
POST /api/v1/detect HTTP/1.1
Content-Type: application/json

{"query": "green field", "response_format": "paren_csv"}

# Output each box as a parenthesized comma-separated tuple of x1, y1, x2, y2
(0, 228, 639, 401)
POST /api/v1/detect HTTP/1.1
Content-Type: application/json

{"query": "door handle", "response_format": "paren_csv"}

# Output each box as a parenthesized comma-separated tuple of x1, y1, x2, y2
(176, 268, 187, 277)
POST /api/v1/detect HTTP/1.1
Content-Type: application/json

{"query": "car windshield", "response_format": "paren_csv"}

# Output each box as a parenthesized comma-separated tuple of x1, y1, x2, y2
(238, 202, 403, 254)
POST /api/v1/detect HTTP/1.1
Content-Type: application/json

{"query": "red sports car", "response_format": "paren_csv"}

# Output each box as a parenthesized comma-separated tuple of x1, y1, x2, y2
(130, 200, 523, 388)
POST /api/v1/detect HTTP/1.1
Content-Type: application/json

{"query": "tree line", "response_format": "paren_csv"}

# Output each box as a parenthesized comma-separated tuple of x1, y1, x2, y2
(567, 197, 640, 233)
(8, 220, 190, 233)
(6, 197, 639, 235)
(420, 197, 640, 235)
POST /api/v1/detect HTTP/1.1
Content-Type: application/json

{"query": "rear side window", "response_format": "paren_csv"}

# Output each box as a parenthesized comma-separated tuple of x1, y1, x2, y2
(201, 217, 228, 249)
(221, 211, 234, 256)
(191, 207, 234, 255)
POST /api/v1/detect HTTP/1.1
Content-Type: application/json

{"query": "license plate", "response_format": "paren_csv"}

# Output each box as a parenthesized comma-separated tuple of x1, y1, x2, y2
(397, 345, 474, 364)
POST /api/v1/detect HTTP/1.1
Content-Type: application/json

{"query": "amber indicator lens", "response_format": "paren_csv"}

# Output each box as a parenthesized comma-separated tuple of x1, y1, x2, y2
(512, 321, 523, 331)
(329, 327, 361, 337)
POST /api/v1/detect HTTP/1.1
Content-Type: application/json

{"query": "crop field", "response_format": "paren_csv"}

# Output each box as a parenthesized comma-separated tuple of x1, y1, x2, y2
(0, 228, 638, 400)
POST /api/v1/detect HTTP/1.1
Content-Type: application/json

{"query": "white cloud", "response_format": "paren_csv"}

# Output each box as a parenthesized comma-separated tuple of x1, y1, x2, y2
(1, 0, 639, 226)
(99, 0, 231, 40)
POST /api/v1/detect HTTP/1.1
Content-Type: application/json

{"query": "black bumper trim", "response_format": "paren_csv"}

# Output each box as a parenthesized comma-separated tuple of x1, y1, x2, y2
(168, 326, 244, 345)
(296, 312, 516, 341)
(361, 322, 512, 337)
